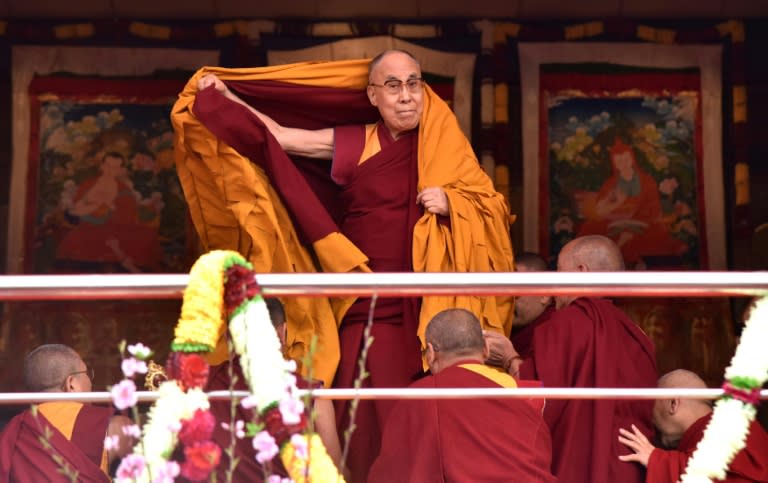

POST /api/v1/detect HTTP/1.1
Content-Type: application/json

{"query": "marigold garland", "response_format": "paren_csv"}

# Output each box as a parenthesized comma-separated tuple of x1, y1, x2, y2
(680, 295, 768, 482)
(144, 250, 343, 482)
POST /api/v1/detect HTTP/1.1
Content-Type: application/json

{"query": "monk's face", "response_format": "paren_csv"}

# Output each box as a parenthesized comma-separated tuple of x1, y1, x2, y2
(367, 52, 424, 139)
(513, 262, 551, 326)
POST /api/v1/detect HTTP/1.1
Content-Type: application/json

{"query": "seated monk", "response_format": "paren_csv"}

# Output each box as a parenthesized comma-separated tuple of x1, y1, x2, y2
(619, 369, 768, 482)
(206, 298, 345, 481)
(0, 344, 133, 482)
(368, 308, 556, 483)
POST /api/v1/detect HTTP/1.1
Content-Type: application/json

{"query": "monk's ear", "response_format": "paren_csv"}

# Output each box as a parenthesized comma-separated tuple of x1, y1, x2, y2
(668, 398, 681, 415)
(366, 85, 378, 107)
(425, 342, 438, 368)
(63, 375, 76, 393)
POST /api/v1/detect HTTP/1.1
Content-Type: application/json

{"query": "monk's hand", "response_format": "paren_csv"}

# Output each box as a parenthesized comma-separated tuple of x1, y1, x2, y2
(417, 187, 449, 216)
(198, 74, 228, 95)
(618, 424, 654, 467)
(483, 330, 521, 376)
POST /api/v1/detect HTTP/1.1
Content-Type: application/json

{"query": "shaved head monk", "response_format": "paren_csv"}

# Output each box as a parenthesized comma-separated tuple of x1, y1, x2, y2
(184, 50, 514, 481)
(0, 344, 133, 482)
(619, 369, 768, 482)
(514, 235, 658, 483)
(369, 308, 556, 483)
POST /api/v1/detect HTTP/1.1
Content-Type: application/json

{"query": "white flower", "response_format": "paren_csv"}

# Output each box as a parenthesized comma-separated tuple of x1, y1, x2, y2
(127, 343, 153, 360)
(681, 296, 768, 482)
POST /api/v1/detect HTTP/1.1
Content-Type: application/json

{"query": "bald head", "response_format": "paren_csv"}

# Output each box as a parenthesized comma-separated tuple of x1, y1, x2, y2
(658, 369, 707, 390)
(425, 309, 485, 358)
(368, 49, 421, 82)
(653, 369, 713, 446)
(558, 235, 625, 272)
(24, 344, 83, 392)
(515, 252, 548, 272)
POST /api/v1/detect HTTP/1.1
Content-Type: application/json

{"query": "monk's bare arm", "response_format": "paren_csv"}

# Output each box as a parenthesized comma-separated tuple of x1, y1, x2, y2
(197, 74, 334, 159)
(314, 398, 347, 475)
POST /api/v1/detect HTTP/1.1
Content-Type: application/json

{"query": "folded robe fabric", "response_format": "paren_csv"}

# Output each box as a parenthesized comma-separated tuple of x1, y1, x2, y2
(171, 59, 514, 385)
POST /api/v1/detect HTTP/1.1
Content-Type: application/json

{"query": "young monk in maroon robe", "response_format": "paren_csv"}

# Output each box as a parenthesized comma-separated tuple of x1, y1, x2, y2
(185, 50, 515, 482)
(619, 369, 768, 482)
(369, 308, 557, 483)
(0, 344, 132, 482)
(485, 236, 657, 483)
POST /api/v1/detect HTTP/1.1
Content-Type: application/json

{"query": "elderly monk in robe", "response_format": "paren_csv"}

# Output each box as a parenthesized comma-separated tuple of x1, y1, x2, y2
(369, 308, 556, 483)
(0, 344, 133, 482)
(487, 235, 657, 483)
(619, 369, 768, 482)
(174, 49, 514, 481)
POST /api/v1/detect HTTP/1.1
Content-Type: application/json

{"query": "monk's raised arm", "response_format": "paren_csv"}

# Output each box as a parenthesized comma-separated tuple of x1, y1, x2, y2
(198, 74, 334, 159)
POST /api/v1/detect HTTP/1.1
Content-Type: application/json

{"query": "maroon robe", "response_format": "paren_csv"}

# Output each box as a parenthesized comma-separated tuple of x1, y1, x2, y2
(331, 124, 425, 483)
(519, 297, 657, 483)
(369, 361, 557, 483)
(206, 359, 309, 482)
(646, 413, 768, 482)
(512, 304, 555, 359)
(0, 404, 112, 483)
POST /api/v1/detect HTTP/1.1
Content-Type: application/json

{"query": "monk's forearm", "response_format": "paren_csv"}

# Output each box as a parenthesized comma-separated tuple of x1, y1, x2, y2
(221, 90, 333, 159)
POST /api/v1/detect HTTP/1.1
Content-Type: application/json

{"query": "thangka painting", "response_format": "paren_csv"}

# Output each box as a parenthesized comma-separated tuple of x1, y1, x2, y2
(24, 76, 195, 274)
(0, 76, 196, 394)
(518, 44, 733, 387)
(541, 66, 705, 270)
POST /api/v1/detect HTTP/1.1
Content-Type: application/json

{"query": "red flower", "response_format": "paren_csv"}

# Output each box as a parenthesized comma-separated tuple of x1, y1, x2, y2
(262, 406, 307, 446)
(224, 264, 259, 314)
(179, 409, 215, 446)
(180, 440, 221, 481)
(166, 353, 210, 391)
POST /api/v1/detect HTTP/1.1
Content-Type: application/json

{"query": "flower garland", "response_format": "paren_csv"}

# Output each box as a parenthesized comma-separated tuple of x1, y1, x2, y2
(680, 295, 768, 482)
(129, 249, 342, 482)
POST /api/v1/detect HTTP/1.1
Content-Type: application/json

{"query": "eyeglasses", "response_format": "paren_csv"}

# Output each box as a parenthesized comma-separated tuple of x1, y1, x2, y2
(69, 367, 95, 381)
(369, 78, 424, 95)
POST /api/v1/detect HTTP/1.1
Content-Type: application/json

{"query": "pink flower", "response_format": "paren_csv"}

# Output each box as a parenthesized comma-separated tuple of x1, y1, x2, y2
(151, 461, 180, 483)
(279, 397, 305, 425)
(252, 431, 279, 464)
(115, 454, 146, 481)
(241, 395, 259, 410)
(121, 357, 148, 378)
(127, 342, 153, 360)
(104, 435, 119, 451)
(111, 379, 137, 410)
(290, 434, 308, 460)
(267, 476, 291, 483)
(122, 424, 141, 438)
(221, 420, 246, 439)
